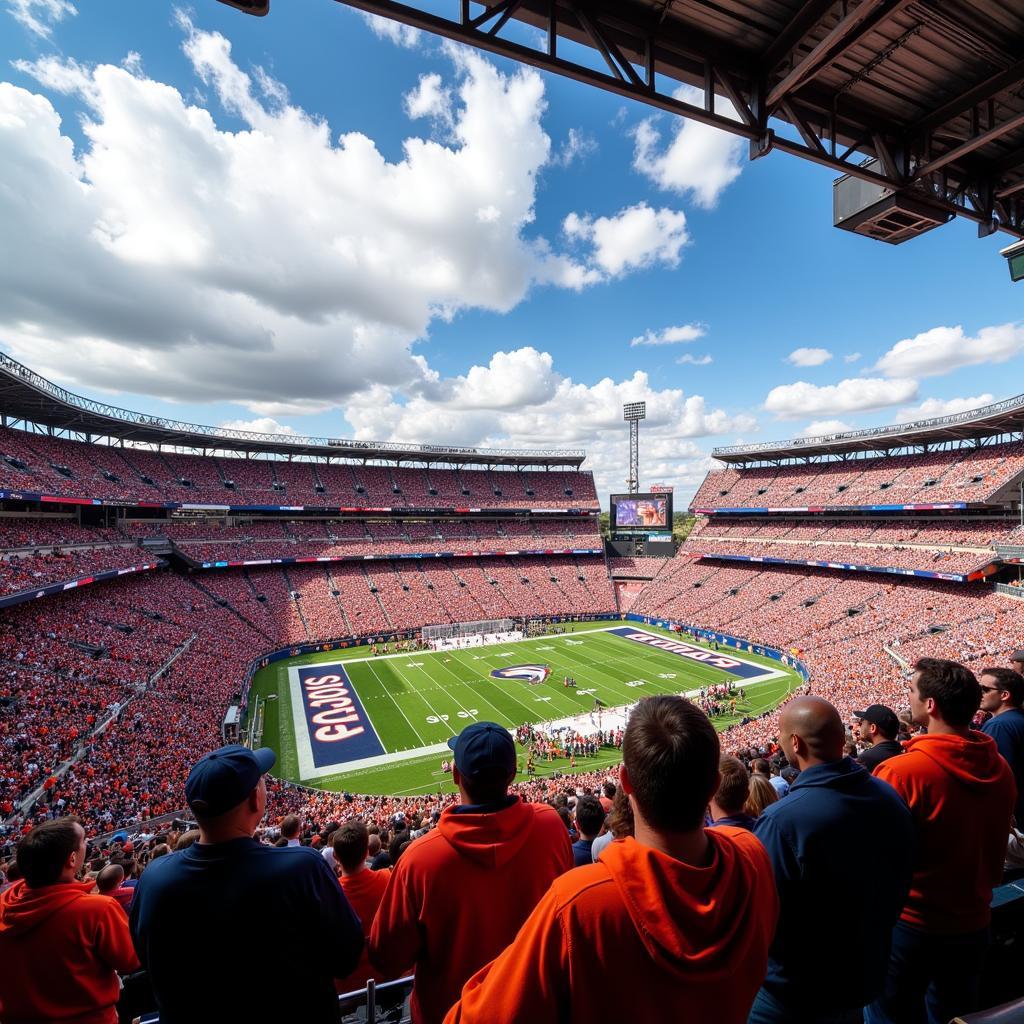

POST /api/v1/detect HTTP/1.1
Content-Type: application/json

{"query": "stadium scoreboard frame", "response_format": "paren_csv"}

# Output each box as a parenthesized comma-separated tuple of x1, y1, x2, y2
(609, 491, 674, 535)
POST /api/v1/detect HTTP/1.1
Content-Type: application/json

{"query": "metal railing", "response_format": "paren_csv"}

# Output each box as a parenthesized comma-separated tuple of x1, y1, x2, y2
(0, 352, 583, 461)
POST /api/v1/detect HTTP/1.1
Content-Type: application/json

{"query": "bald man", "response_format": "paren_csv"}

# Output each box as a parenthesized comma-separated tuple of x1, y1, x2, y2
(748, 697, 915, 1024)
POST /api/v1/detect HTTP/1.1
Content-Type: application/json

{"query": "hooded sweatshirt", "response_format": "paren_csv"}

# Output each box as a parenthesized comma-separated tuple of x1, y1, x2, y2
(369, 796, 573, 1024)
(876, 731, 1016, 934)
(0, 879, 139, 1024)
(444, 829, 778, 1024)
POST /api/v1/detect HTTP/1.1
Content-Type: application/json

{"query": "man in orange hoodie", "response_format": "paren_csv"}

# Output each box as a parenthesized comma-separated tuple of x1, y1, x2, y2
(369, 721, 573, 1024)
(0, 816, 140, 1024)
(867, 658, 1017, 1024)
(444, 696, 779, 1024)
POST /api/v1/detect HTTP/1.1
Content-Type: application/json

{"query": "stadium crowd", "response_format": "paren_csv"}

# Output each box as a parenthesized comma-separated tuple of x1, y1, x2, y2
(1, 660, 1021, 1024)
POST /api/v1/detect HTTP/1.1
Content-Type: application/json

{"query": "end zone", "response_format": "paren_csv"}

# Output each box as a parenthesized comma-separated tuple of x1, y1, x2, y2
(605, 627, 787, 684)
(289, 663, 386, 780)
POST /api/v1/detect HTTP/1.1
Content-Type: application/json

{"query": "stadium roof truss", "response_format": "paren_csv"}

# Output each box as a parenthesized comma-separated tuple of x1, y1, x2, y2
(0, 353, 585, 468)
(287, 0, 1024, 241)
(712, 390, 1024, 464)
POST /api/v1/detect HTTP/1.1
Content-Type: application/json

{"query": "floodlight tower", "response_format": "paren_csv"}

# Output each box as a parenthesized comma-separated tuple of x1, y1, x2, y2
(623, 401, 646, 494)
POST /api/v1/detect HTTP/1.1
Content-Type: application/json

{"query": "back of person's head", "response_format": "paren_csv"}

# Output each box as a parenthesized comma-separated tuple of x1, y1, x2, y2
(605, 785, 635, 839)
(713, 756, 750, 817)
(603, 780, 616, 799)
(913, 658, 981, 727)
(980, 666, 1024, 707)
(367, 833, 382, 857)
(96, 862, 124, 893)
(574, 795, 605, 839)
(280, 814, 300, 840)
(622, 696, 719, 832)
(750, 758, 770, 776)
(333, 821, 370, 872)
(744, 775, 779, 818)
(389, 829, 410, 864)
(16, 817, 83, 888)
(175, 829, 201, 850)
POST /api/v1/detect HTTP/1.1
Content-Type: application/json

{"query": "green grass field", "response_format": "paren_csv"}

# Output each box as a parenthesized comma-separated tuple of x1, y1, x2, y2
(247, 622, 801, 797)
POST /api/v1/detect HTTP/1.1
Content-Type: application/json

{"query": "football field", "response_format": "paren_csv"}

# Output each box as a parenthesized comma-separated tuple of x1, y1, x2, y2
(247, 622, 802, 796)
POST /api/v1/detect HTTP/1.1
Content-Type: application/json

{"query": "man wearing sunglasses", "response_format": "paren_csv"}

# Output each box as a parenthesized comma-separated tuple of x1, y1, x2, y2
(979, 666, 1024, 826)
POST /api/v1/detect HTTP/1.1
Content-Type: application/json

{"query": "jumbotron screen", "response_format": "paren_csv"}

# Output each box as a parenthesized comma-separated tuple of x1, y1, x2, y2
(611, 493, 673, 531)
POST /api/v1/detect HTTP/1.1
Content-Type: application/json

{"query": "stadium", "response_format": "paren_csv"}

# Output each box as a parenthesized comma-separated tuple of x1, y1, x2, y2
(2, 1, 1024, 1024)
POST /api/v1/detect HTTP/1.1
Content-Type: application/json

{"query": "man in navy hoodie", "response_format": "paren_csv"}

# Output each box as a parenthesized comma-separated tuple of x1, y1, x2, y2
(749, 697, 914, 1024)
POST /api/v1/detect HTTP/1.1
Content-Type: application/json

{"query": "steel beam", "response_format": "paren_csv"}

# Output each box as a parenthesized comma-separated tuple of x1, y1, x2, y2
(762, 0, 838, 74)
(912, 111, 1024, 182)
(906, 57, 1024, 142)
(766, 0, 914, 112)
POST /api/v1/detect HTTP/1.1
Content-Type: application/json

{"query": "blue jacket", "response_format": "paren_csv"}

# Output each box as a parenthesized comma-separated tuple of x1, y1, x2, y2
(571, 837, 595, 867)
(982, 709, 1024, 823)
(130, 837, 363, 1023)
(753, 758, 914, 1012)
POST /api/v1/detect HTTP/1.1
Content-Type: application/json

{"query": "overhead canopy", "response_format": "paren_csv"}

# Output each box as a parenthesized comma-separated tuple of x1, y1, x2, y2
(0, 354, 586, 468)
(292, 0, 1024, 240)
(712, 391, 1024, 463)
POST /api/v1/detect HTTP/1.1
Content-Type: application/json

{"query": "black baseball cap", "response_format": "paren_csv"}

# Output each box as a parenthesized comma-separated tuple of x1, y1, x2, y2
(447, 722, 516, 781)
(1010, 650, 1024, 665)
(185, 744, 276, 818)
(853, 704, 899, 739)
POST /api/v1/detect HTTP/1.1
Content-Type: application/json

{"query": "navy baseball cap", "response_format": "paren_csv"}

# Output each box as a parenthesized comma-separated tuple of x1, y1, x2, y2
(185, 744, 276, 818)
(447, 722, 516, 780)
(853, 704, 899, 738)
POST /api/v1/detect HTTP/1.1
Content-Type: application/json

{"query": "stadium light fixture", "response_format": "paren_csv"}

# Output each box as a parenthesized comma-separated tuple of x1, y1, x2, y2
(623, 402, 646, 494)
(1001, 239, 1024, 283)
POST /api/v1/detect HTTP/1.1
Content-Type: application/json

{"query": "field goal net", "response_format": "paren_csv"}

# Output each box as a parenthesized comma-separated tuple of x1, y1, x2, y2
(421, 618, 521, 651)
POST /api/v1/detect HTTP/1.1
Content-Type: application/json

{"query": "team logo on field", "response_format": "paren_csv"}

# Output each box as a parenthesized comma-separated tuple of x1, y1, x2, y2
(490, 664, 551, 685)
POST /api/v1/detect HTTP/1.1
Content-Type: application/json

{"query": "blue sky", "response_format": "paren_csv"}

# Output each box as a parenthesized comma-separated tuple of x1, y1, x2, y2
(1, 0, 1021, 503)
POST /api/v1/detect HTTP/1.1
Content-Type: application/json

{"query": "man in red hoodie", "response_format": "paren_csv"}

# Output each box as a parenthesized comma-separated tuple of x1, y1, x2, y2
(444, 696, 779, 1024)
(0, 816, 139, 1024)
(867, 658, 1017, 1024)
(369, 721, 573, 1024)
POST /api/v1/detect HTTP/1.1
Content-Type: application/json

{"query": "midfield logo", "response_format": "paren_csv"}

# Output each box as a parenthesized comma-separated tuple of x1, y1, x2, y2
(490, 664, 551, 685)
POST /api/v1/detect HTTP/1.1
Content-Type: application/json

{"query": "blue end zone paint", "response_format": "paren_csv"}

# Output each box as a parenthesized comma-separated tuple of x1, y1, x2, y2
(607, 627, 773, 680)
(295, 664, 384, 769)
(490, 664, 552, 683)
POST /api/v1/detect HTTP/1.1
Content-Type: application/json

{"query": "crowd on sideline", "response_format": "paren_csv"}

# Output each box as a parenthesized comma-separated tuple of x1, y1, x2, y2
(1, 654, 1022, 1024)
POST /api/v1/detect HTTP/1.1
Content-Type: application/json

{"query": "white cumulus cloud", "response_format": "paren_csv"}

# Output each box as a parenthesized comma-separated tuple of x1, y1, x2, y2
(630, 323, 705, 347)
(360, 12, 422, 48)
(632, 85, 745, 208)
(875, 323, 1024, 379)
(895, 394, 997, 424)
(220, 417, 299, 436)
(6, 0, 75, 38)
(787, 347, 832, 367)
(563, 204, 689, 277)
(764, 378, 918, 419)
(797, 419, 853, 437)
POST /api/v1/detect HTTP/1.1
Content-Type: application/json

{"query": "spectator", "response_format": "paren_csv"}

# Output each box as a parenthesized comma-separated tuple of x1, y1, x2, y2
(854, 704, 903, 773)
(0, 816, 139, 1024)
(709, 755, 756, 830)
(598, 779, 616, 813)
(370, 722, 573, 1024)
(445, 696, 779, 1024)
(590, 783, 632, 862)
(129, 745, 362, 1023)
(751, 696, 914, 1024)
(744, 774, 778, 818)
(95, 863, 132, 914)
(1010, 649, 1024, 675)
(571, 795, 605, 867)
(768, 763, 790, 798)
(868, 659, 1017, 1024)
(334, 821, 392, 996)
(979, 666, 1024, 825)
(280, 813, 301, 847)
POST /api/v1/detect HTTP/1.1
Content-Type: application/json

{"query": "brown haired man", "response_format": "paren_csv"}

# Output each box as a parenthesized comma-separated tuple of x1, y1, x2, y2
(0, 817, 139, 1024)
(445, 696, 778, 1024)
(868, 659, 1016, 1024)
